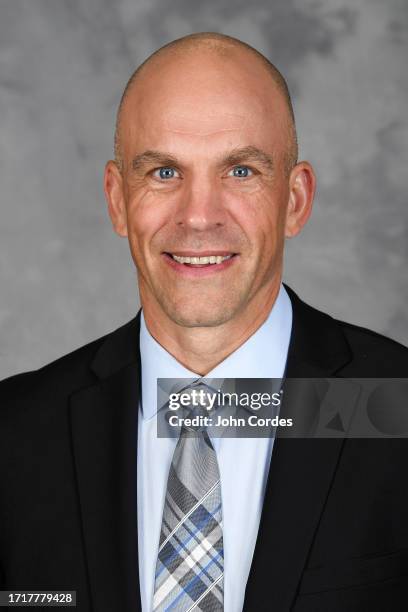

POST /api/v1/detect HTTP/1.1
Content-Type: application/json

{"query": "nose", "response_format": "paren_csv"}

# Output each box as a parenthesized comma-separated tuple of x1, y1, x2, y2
(174, 175, 226, 231)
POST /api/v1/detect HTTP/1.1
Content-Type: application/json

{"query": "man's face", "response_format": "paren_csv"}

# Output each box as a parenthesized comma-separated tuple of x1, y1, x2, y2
(107, 51, 306, 327)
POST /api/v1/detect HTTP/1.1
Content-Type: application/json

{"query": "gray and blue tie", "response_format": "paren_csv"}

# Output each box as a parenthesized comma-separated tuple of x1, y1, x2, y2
(153, 385, 224, 611)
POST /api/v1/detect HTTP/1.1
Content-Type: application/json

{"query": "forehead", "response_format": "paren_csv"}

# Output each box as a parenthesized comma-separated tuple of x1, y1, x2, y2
(120, 51, 288, 155)
(157, 106, 249, 136)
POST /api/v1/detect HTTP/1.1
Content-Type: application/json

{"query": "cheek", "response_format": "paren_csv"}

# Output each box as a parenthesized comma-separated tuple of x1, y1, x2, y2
(125, 188, 175, 249)
(224, 185, 285, 249)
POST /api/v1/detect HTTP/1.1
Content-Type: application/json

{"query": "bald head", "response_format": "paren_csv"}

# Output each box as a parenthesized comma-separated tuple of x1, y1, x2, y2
(104, 32, 316, 341)
(114, 32, 298, 174)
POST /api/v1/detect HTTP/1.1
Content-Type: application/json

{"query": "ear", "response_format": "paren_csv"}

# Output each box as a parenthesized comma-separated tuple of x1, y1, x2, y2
(104, 160, 128, 237)
(285, 161, 316, 238)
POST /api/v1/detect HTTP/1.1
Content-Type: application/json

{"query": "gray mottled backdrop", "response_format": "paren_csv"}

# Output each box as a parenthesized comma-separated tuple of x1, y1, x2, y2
(1, 0, 407, 378)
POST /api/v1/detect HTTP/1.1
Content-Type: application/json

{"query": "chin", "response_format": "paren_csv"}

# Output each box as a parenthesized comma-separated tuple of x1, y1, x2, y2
(164, 303, 236, 328)
(174, 312, 232, 328)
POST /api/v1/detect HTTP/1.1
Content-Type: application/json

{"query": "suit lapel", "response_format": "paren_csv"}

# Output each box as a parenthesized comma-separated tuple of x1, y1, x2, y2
(69, 314, 142, 612)
(243, 285, 353, 611)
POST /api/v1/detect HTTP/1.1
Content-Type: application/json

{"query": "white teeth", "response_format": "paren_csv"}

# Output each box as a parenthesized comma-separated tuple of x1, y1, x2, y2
(171, 254, 233, 265)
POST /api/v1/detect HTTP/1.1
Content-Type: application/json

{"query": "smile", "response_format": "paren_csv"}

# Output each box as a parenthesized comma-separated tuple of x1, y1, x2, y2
(162, 252, 238, 275)
(170, 254, 233, 266)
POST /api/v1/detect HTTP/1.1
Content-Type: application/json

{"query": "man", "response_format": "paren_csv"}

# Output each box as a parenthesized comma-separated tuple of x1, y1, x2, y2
(1, 32, 407, 612)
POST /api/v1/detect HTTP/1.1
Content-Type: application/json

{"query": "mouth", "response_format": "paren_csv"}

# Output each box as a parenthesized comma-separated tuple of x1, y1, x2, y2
(162, 251, 238, 275)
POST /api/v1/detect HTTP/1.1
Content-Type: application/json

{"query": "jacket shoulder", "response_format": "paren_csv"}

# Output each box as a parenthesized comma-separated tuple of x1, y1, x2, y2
(0, 316, 138, 406)
(334, 318, 408, 375)
(284, 283, 408, 376)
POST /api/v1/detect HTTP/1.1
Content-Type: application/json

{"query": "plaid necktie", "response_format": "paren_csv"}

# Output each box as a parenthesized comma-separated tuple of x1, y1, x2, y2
(153, 384, 224, 611)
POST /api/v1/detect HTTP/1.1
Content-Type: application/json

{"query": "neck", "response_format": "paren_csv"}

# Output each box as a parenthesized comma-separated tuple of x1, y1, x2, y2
(141, 282, 281, 375)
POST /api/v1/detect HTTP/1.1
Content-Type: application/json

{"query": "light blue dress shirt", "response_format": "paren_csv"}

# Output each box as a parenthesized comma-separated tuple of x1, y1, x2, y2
(137, 284, 293, 611)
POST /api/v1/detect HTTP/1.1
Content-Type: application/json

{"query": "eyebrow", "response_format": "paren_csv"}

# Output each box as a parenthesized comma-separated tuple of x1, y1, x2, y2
(131, 145, 274, 173)
(222, 146, 274, 173)
(132, 150, 179, 171)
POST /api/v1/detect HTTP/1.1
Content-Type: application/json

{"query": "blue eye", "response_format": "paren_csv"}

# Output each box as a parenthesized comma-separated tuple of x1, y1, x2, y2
(154, 167, 179, 179)
(229, 166, 253, 178)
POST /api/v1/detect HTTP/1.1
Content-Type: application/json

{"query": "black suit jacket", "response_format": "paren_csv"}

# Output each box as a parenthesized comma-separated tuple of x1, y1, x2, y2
(1, 285, 408, 611)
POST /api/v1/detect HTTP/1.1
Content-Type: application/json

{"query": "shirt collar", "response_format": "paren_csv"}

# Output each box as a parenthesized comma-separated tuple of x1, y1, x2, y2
(139, 283, 292, 420)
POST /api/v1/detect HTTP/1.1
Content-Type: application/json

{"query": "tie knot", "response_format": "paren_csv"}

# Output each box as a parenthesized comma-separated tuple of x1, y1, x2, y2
(179, 382, 217, 434)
